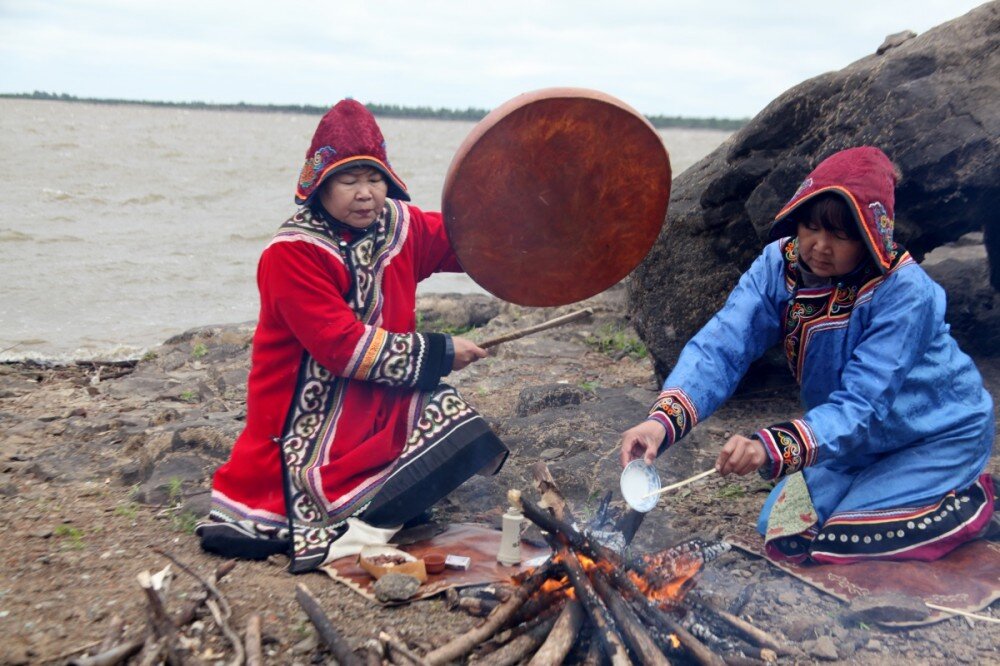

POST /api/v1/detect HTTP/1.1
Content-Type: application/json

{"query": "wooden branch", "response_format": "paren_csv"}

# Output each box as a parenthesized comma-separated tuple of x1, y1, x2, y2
(245, 613, 263, 666)
(484, 600, 566, 656)
(206, 599, 244, 666)
(425, 561, 556, 665)
(511, 490, 651, 577)
(175, 560, 236, 626)
(508, 584, 568, 626)
(476, 614, 559, 666)
(457, 596, 500, 617)
(295, 583, 361, 666)
(152, 548, 233, 622)
(152, 548, 240, 665)
(135, 636, 165, 666)
(581, 635, 603, 666)
(633, 604, 724, 666)
(479, 308, 593, 348)
(531, 461, 573, 523)
(363, 638, 385, 666)
(557, 547, 632, 666)
(686, 594, 790, 656)
(98, 615, 124, 653)
(136, 569, 183, 666)
(592, 571, 670, 666)
(527, 598, 585, 666)
(67, 638, 144, 666)
(379, 630, 430, 665)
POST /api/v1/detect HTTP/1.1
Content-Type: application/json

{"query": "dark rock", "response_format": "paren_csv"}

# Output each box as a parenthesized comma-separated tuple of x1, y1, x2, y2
(136, 454, 211, 505)
(515, 383, 593, 417)
(923, 247, 1000, 356)
(843, 592, 931, 624)
(628, 4, 1000, 378)
(373, 572, 421, 602)
(416, 293, 500, 331)
(877, 30, 917, 55)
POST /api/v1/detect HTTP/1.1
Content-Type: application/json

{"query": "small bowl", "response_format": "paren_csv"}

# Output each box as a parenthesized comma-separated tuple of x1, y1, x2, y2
(620, 460, 662, 513)
(424, 553, 446, 575)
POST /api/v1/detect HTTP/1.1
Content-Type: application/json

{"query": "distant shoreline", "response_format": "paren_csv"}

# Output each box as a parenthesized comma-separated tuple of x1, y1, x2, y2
(0, 91, 748, 131)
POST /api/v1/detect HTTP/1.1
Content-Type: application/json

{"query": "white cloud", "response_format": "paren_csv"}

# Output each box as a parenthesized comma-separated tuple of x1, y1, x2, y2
(0, 0, 988, 117)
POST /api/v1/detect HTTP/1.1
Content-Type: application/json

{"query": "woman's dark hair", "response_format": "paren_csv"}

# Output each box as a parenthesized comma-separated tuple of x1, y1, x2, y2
(796, 193, 862, 241)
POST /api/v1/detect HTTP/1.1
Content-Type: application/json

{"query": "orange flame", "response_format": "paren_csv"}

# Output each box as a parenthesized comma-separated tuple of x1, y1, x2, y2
(627, 555, 703, 607)
(669, 634, 681, 649)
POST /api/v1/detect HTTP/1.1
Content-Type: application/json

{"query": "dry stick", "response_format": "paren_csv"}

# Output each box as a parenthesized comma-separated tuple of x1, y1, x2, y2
(581, 635, 603, 666)
(527, 598, 586, 666)
(206, 598, 245, 666)
(245, 613, 264, 666)
(685, 594, 789, 656)
(363, 639, 385, 666)
(924, 602, 1000, 624)
(476, 614, 560, 666)
(175, 560, 237, 626)
(641, 468, 717, 499)
(151, 548, 242, 665)
(424, 561, 556, 665)
(511, 490, 651, 578)
(136, 570, 183, 666)
(557, 545, 632, 666)
(67, 639, 145, 666)
(458, 596, 500, 617)
(507, 583, 568, 627)
(592, 571, 671, 666)
(531, 461, 573, 522)
(43, 641, 102, 666)
(633, 604, 725, 666)
(479, 308, 593, 348)
(295, 583, 361, 666)
(482, 600, 566, 656)
(136, 637, 166, 666)
(379, 630, 430, 665)
(98, 615, 125, 653)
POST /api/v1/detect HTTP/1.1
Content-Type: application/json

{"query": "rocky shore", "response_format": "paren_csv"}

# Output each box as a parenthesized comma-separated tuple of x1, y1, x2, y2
(1, 275, 997, 664)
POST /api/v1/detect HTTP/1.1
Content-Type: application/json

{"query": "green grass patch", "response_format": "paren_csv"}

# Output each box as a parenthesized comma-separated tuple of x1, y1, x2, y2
(113, 503, 139, 519)
(584, 324, 647, 360)
(171, 511, 199, 534)
(716, 484, 746, 500)
(191, 343, 209, 359)
(54, 524, 85, 549)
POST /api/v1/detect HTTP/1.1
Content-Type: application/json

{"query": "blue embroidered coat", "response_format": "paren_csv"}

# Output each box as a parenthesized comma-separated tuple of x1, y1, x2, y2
(647, 147, 993, 535)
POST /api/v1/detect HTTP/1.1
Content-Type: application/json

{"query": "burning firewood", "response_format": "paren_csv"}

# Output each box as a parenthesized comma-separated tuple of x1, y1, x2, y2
(424, 561, 557, 665)
(526, 598, 584, 666)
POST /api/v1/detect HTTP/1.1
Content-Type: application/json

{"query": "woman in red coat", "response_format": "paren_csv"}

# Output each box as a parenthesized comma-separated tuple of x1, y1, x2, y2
(197, 100, 507, 572)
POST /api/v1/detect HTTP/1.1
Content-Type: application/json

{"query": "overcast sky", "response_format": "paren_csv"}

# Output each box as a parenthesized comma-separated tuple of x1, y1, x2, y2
(0, 1, 988, 118)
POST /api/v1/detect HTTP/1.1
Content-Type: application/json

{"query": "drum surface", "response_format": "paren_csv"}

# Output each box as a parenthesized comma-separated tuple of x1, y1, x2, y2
(442, 87, 671, 306)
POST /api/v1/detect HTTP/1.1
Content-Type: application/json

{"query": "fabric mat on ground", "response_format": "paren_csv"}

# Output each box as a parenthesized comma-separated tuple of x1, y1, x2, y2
(727, 531, 1000, 627)
(322, 523, 549, 604)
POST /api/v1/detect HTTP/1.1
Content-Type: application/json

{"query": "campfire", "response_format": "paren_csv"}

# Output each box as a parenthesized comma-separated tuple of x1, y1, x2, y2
(71, 464, 790, 665)
(405, 487, 787, 666)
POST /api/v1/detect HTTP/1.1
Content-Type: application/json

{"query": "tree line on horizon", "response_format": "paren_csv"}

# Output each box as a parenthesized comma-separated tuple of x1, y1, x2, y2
(3, 91, 748, 131)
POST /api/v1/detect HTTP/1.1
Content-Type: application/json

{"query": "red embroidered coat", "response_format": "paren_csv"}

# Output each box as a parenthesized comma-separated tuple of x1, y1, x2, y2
(209, 200, 460, 533)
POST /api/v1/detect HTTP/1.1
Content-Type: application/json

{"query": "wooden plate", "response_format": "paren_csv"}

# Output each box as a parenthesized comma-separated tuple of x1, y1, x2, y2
(442, 88, 671, 306)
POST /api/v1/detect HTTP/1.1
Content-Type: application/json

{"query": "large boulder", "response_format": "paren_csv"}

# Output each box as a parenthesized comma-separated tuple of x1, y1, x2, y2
(628, 3, 999, 381)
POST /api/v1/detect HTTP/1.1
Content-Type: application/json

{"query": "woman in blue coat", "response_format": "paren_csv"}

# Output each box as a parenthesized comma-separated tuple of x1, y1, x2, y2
(621, 147, 994, 564)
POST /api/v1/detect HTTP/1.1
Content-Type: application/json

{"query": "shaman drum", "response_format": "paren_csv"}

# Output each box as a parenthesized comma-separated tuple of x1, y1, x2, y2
(442, 88, 671, 306)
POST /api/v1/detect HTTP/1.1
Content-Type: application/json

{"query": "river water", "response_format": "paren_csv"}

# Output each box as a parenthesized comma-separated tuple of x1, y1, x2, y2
(0, 99, 730, 361)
